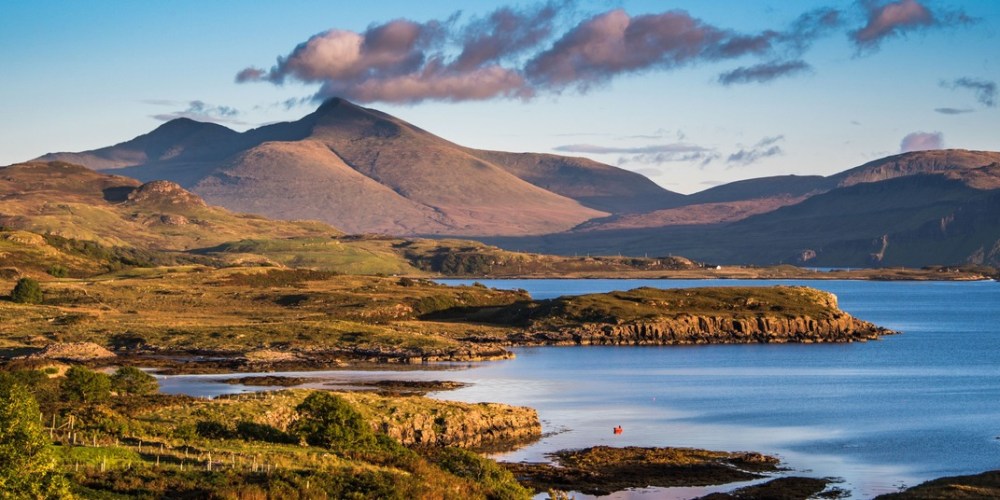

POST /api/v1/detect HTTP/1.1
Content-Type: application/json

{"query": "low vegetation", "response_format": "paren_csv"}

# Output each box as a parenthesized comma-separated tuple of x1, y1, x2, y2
(505, 446, 780, 496)
(875, 470, 1000, 499)
(0, 365, 534, 498)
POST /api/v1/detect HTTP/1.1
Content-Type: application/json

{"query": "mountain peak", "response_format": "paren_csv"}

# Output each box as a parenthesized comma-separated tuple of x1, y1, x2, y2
(313, 97, 373, 118)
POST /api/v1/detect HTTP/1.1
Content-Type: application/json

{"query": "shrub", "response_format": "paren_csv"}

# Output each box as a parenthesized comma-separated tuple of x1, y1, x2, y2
(11, 277, 42, 304)
(62, 366, 111, 403)
(195, 420, 233, 439)
(235, 421, 296, 444)
(428, 447, 532, 500)
(110, 366, 158, 395)
(293, 392, 376, 450)
(47, 265, 68, 278)
(0, 381, 69, 497)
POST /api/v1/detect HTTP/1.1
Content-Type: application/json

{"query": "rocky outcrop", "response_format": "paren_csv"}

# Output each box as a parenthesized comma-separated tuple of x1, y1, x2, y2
(22, 342, 116, 361)
(514, 313, 890, 345)
(502, 286, 894, 346)
(344, 393, 541, 450)
(124, 180, 206, 208)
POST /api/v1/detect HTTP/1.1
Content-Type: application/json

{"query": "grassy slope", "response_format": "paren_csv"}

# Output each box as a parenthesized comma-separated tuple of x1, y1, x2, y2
(0, 161, 339, 251)
(0, 268, 526, 353)
(499, 286, 845, 329)
(17, 384, 532, 499)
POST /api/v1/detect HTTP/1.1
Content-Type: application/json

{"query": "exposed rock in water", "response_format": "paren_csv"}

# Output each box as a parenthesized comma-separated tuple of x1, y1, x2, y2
(698, 476, 848, 499)
(505, 446, 781, 496)
(875, 469, 1000, 499)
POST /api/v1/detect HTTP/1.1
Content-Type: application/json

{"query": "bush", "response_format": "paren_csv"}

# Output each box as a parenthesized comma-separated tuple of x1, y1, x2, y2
(110, 366, 158, 395)
(62, 366, 111, 403)
(0, 370, 61, 410)
(11, 277, 42, 304)
(293, 392, 376, 450)
(47, 265, 68, 278)
(0, 381, 69, 497)
(195, 420, 233, 439)
(235, 421, 296, 444)
(428, 447, 533, 500)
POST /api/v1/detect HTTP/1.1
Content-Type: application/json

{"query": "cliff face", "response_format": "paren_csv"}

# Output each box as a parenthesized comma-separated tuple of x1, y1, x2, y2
(343, 393, 541, 449)
(514, 314, 889, 345)
(497, 286, 894, 346)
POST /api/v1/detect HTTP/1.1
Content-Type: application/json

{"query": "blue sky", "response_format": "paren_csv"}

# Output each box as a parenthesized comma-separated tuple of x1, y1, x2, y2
(1, 0, 997, 193)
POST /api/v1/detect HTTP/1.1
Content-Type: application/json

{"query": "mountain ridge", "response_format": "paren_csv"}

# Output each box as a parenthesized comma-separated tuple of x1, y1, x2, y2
(40, 98, 681, 235)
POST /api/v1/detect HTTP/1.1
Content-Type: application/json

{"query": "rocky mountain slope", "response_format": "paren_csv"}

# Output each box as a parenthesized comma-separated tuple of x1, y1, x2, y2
(39, 98, 683, 236)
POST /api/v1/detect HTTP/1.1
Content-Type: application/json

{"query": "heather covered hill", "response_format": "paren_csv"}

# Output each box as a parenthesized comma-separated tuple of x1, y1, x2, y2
(0, 160, 692, 278)
(0, 161, 337, 250)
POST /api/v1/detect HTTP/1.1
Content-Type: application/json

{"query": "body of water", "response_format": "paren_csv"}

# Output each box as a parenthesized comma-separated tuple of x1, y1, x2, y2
(158, 279, 1000, 498)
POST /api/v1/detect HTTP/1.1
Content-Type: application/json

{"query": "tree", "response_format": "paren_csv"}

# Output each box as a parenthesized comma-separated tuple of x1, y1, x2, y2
(0, 381, 66, 497)
(293, 392, 375, 450)
(62, 365, 111, 403)
(110, 366, 158, 396)
(11, 277, 42, 304)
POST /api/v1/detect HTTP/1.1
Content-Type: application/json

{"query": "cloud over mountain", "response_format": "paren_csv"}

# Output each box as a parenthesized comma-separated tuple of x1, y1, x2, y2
(240, 2, 948, 103)
(554, 142, 719, 166)
(147, 100, 244, 125)
(727, 136, 785, 167)
(900, 131, 944, 152)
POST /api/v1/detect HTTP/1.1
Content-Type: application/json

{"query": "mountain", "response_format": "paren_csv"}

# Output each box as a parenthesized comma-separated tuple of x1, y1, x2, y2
(29, 100, 1000, 267)
(481, 150, 1000, 267)
(575, 149, 1000, 233)
(37, 98, 683, 236)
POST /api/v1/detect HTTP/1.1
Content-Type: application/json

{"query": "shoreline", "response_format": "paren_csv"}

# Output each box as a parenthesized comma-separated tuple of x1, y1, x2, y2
(431, 269, 996, 281)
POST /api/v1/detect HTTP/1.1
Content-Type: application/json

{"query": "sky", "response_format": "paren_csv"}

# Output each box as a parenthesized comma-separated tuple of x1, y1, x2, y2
(1, 0, 997, 194)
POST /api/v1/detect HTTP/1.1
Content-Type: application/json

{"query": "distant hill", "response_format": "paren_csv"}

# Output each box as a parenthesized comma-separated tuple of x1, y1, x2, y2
(482, 150, 1000, 267)
(0, 161, 336, 251)
(581, 149, 1000, 232)
(37, 98, 683, 236)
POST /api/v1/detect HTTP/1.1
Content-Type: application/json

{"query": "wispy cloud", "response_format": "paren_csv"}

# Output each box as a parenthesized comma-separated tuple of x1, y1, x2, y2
(554, 142, 719, 166)
(718, 60, 811, 85)
(632, 167, 663, 178)
(148, 100, 244, 125)
(553, 144, 705, 155)
(850, 0, 974, 52)
(900, 131, 943, 152)
(934, 107, 974, 115)
(727, 136, 785, 167)
(942, 77, 997, 107)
